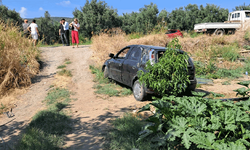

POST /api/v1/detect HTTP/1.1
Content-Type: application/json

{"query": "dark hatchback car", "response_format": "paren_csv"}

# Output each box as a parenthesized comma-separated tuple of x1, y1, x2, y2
(102, 45, 197, 101)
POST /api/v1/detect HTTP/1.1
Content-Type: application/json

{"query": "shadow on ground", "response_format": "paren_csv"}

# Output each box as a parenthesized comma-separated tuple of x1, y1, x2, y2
(0, 118, 27, 150)
(65, 107, 133, 150)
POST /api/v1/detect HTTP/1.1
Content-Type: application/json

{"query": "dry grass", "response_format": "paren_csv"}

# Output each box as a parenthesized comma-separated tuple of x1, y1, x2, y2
(0, 21, 40, 95)
(91, 29, 170, 63)
(0, 21, 40, 114)
(91, 27, 249, 65)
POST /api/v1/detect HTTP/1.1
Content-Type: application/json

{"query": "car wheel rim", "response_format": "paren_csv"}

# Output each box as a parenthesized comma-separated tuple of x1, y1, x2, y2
(134, 83, 141, 98)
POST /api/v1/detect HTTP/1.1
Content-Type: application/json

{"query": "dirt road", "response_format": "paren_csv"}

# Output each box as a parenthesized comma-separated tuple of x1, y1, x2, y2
(0, 45, 147, 149)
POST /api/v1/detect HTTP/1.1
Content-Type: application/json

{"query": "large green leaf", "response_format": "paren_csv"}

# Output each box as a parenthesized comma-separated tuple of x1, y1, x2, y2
(237, 80, 250, 88)
(233, 87, 250, 97)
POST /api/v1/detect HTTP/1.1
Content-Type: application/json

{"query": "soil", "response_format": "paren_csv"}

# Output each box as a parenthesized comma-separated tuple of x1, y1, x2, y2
(0, 45, 247, 149)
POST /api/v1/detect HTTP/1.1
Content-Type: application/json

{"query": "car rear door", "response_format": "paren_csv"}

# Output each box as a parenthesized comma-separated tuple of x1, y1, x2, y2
(122, 47, 142, 86)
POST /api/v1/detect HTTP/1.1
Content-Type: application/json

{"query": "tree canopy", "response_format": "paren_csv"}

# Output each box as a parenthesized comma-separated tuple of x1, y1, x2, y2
(233, 3, 250, 11)
(73, 0, 121, 39)
(0, 5, 22, 27)
(168, 4, 228, 31)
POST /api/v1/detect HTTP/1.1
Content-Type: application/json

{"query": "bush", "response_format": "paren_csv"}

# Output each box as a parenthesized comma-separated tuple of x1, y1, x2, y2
(243, 45, 250, 50)
(139, 38, 190, 96)
(194, 61, 217, 76)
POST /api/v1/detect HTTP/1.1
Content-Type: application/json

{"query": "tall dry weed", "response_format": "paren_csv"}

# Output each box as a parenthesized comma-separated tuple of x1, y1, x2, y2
(91, 28, 171, 63)
(0, 21, 40, 95)
(91, 27, 247, 64)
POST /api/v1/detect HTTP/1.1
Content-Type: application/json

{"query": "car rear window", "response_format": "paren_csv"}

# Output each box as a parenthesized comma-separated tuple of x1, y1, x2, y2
(166, 30, 177, 34)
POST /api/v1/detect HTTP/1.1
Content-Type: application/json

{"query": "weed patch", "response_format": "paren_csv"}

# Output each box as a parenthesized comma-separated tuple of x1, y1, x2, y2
(65, 61, 72, 64)
(104, 113, 151, 150)
(57, 69, 72, 77)
(16, 88, 72, 149)
(89, 65, 132, 97)
(244, 31, 250, 41)
(57, 65, 66, 69)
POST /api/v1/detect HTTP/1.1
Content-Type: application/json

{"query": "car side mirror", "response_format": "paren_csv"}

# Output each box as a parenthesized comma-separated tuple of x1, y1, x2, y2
(109, 53, 114, 58)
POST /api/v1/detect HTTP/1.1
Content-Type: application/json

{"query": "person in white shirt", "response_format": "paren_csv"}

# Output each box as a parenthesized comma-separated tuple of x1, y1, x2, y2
(69, 18, 80, 48)
(61, 18, 70, 46)
(28, 19, 40, 46)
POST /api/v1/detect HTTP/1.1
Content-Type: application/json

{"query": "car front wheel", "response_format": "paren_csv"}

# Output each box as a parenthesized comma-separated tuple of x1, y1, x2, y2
(133, 80, 147, 101)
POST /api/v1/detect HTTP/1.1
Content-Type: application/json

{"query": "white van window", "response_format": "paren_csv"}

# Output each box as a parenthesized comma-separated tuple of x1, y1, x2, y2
(246, 12, 250, 18)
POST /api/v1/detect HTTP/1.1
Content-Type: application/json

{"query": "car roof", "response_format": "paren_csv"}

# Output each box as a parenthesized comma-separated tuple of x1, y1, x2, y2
(127, 45, 166, 50)
(126, 45, 185, 54)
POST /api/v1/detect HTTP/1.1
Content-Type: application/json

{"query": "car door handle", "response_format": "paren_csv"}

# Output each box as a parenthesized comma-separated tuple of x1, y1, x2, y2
(119, 63, 122, 66)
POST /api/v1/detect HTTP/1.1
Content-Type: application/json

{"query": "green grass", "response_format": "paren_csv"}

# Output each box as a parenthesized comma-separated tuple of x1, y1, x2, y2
(16, 88, 72, 149)
(79, 40, 92, 45)
(65, 61, 72, 64)
(94, 84, 120, 97)
(128, 32, 145, 40)
(210, 45, 240, 62)
(194, 60, 244, 79)
(57, 65, 66, 69)
(89, 65, 109, 84)
(104, 113, 151, 150)
(89, 65, 132, 97)
(215, 68, 243, 79)
(222, 81, 231, 85)
(244, 31, 250, 41)
(243, 45, 250, 50)
(57, 69, 72, 77)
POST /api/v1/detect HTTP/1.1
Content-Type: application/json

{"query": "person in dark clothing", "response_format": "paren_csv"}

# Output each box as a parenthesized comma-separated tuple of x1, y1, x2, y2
(59, 20, 67, 46)
(61, 18, 70, 46)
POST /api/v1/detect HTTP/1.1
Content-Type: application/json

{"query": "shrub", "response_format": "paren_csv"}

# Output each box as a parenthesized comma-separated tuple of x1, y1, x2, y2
(138, 38, 190, 96)
(194, 61, 217, 76)
(243, 45, 250, 50)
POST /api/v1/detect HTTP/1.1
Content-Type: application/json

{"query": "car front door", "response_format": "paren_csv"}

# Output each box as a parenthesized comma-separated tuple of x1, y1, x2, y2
(122, 47, 142, 86)
(109, 47, 131, 82)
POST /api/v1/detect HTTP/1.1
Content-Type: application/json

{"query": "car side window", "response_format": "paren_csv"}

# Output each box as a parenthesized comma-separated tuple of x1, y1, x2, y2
(117, 47, 130, 58)
(128, 47, 141, 61)
(142, 53, 149, 64)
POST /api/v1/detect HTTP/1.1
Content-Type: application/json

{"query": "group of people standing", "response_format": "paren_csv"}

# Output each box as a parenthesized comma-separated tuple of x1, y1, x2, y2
(22, 18, 80, 48)
(59, 18, 80, 48)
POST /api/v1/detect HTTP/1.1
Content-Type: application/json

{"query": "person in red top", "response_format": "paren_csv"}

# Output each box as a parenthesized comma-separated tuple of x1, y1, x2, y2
(69, 18, 80, 48)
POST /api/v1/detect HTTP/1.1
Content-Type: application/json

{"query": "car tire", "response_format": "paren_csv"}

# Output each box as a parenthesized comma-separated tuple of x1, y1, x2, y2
(104, 66, 109, 78)
(133, 80, 147, 101)
(215, 29, 224, 36)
